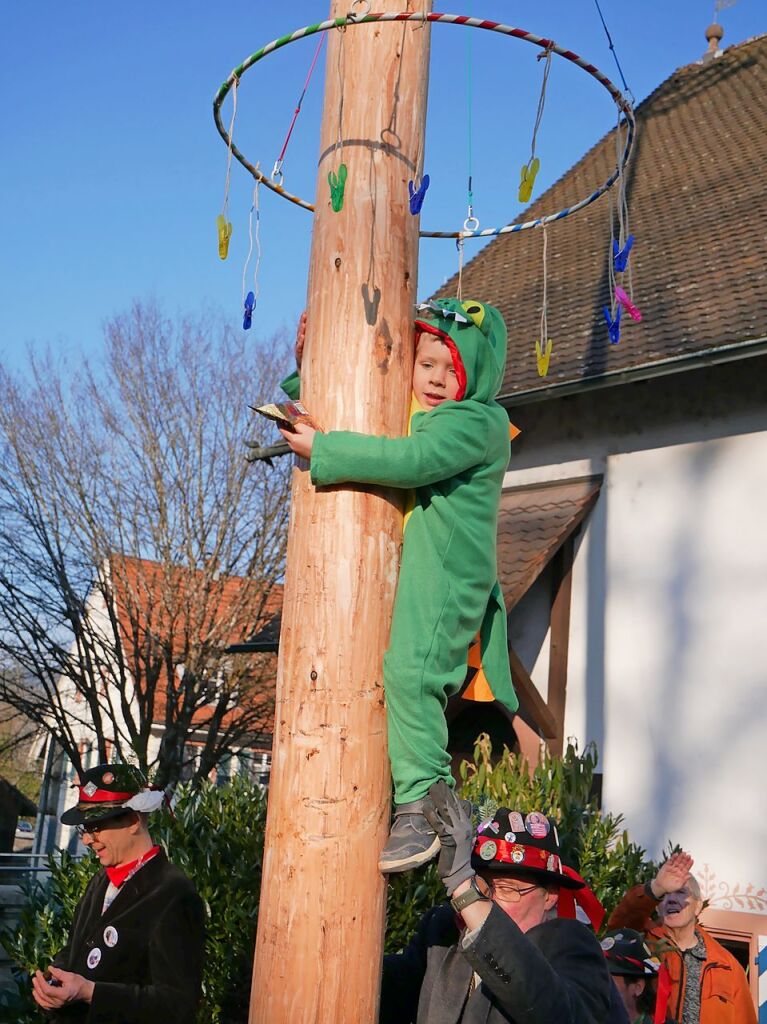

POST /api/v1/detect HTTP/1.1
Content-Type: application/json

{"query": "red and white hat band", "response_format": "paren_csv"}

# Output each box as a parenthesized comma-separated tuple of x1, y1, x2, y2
(473, 835, 562, 874)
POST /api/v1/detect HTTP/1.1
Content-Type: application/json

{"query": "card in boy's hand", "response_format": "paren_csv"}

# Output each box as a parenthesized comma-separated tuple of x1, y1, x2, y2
(251, 400, 318, 432)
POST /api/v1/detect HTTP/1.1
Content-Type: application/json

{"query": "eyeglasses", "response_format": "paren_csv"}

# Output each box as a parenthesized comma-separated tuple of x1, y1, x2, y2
(75, 821, 107, 838)
(476, 877, 542, 903)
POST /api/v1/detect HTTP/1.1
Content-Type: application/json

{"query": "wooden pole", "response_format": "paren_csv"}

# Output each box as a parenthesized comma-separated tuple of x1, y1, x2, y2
(249, 5, 431, 1022)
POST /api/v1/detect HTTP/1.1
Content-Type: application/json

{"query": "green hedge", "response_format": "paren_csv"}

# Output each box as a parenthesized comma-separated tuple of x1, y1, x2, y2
(0, 740, 661, 1022)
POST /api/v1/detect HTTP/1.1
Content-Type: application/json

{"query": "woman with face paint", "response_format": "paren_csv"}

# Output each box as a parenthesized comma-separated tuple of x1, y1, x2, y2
(607, 851, 755, 1023)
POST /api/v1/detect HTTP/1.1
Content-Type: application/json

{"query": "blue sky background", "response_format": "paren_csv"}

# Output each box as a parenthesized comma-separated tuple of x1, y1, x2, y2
(1, 1, 761, 371)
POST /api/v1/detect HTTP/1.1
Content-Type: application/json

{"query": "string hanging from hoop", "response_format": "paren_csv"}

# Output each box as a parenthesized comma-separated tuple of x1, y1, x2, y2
(241, 175, 262, 331)
(520, 47, 552, 204)
(328, 14, 349, 212)
(272, 33, 326, 184)
(535, 224, 553, 376)
(217, 78, 238, 260)
(604, 104, 641, 342)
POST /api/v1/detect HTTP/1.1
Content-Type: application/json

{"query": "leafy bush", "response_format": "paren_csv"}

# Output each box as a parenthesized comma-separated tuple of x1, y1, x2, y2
(1, 741, 663, 1019)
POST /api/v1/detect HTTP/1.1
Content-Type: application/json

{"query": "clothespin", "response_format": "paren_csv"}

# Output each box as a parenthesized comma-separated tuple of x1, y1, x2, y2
(614, 285, 643, 322)
(328, 163, 348, 212)
(535, 338, 553, 377)
(217, 214, 232, 260)
(519, 157, 540, 204)
(612, 235, 634, 273)
(243, 291, 255, 331)
(602, 304, 622, 344)
(408, 174, 430, 215)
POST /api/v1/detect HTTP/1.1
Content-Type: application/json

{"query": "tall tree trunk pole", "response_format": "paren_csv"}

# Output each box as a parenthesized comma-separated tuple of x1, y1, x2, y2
(249, 4, 432, 1022)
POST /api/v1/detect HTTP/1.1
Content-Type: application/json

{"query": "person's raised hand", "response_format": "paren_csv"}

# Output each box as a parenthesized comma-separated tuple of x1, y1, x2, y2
(32, 967, 94, 1009)
(279, 422, 316, 460)
(651, 850, 694, 898)
(295, 311, 307, 369)
(423, 780, 475, 896)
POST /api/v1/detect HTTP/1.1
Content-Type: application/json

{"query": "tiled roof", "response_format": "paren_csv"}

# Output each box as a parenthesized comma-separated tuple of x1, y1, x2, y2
(435, 35, 767, 400)
(497, 477, 601, 610)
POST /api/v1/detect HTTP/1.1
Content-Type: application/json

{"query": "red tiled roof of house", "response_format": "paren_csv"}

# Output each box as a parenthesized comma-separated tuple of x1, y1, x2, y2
(108, 556, 279, 732)
(434, 35, 767, 400)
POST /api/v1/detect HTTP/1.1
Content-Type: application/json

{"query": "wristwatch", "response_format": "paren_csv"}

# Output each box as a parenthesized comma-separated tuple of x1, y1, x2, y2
(450, 876, 491, 913)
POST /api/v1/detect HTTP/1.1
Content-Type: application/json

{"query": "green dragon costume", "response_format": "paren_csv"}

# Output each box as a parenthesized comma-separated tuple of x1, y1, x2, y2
(282, 298, 518, 807)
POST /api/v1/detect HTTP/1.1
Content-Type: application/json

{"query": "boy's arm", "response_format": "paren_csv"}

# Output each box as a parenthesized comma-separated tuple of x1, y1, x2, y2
(310, 403, 491, 490)
(280, 370, 301, 400)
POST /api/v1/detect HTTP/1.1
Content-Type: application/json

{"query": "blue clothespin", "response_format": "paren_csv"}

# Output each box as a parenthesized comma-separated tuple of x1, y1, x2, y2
(243, 291, 255, 331)
(408, 174, 430, 215)
(613, 235, 634, 273)
(603, 304, 621, 345)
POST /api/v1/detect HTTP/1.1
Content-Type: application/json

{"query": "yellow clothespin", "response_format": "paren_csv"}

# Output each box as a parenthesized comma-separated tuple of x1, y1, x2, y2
(535, 338, 552, 378)
(217, 214, 232, 260)
(519, 157, 540, 204)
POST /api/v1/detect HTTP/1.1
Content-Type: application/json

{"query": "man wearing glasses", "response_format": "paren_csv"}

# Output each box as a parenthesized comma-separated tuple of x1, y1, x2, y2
(380, 782, 612, 1023)
(30, 763, 205, 1023)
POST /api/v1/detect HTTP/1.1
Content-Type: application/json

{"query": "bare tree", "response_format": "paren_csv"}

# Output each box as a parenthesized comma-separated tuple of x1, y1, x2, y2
(0, 301, 292, 787)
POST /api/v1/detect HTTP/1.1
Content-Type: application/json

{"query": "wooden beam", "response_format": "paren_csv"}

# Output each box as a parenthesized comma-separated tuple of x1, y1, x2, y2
(547, 535, 574, 756)
(249, 6, 432, 1022)
(507, 644, 557, 739)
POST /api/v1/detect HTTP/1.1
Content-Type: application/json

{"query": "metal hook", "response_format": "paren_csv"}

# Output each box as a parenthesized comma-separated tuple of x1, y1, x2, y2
(463, 215, 480, 233)
(347, 0, 371, 22)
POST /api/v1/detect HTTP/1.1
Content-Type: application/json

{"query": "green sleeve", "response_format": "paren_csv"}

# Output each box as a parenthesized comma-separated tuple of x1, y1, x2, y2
(310, 403, 490, 489)
(280, 370, 301, 400)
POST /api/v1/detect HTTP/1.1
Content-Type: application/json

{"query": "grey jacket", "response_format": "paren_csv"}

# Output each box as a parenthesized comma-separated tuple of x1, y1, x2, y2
(381, 903, 612, 1024)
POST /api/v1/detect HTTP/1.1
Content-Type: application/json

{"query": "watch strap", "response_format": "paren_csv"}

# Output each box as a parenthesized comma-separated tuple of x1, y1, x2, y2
(450, 877, 490, 913)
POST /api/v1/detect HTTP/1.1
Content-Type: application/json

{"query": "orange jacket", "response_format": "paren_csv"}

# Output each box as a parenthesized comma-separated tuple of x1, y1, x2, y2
(608, 885, 756, 1024)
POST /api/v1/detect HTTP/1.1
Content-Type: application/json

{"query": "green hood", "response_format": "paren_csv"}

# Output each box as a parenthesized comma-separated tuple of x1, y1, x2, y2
(414, 298, 508, 405)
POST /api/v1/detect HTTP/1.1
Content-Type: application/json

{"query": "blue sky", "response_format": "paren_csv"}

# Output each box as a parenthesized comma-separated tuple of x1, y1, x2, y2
(1, 2, 761, 370)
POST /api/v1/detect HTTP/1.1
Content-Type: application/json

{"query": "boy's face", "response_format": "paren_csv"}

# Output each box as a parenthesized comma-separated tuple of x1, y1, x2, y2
(412, 332, 460, 410)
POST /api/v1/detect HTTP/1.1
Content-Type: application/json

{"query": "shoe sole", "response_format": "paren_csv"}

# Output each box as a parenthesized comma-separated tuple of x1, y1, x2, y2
(378, 833, 441, 874)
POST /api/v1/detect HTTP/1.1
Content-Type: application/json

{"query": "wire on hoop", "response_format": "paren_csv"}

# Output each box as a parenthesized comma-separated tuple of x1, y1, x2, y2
(217, 78, 238, 260)
(519, 46, 552, 204)
(535, 224, 553, 376)
(271, 32, 326, 184)
(241, 176, 262, 331)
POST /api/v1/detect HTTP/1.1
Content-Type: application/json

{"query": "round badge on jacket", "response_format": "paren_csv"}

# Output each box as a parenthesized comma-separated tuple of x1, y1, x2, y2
(104, 926, 118, 948)
(87, 948, 102, 970)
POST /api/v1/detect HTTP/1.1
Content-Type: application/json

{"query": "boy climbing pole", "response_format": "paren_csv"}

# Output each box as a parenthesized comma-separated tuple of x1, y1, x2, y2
(280, 298, 518, 872)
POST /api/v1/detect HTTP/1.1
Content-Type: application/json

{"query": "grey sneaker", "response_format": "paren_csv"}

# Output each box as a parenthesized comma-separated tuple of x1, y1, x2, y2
(378, 801, 441, 874)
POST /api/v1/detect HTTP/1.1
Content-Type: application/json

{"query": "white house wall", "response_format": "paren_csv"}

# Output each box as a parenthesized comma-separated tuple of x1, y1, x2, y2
(504, 357, 767, 910)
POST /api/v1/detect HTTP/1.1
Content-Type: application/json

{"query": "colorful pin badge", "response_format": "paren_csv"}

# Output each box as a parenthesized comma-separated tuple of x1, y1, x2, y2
(603, 304, 622, 344)
(83, 782, 97, 797)
(103, 926, 118, 948)
(613, 234, 634, 273)
(519, 157, 540, 204)
(102, 772, 114, 785)
(509, 811, 525, 833)
(328, 163, 348, 212)
(408, 174, 430, 215)
(511, 847, 525, 864)
(217, 214, 232, 260)
(525, 812, 550, 838)
(487, 820, 500, 834)
(87, 948, 102, 970)
(243, 290, 255, 331)
(536, 338, 553, 377)
(479, 840, 498, 861)
(504, 831, 516, 843)
(614, 285, 643, 322)
(600, 936, 615, 951)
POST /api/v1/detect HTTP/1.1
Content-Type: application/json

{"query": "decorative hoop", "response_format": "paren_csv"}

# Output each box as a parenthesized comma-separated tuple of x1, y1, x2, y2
(213, 11, 636, 240)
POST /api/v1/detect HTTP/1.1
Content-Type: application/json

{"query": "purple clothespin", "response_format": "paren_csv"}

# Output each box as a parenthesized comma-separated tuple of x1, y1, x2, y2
(613, 235, 634, 273)
(243, 291, 255, 331)
(603, 304, 622, 344)
(408, 174, 430, 215)
(614, 285, 643, 322)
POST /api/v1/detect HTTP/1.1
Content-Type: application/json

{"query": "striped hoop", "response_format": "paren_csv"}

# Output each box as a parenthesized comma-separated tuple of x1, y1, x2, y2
(213, 11, 636, 240)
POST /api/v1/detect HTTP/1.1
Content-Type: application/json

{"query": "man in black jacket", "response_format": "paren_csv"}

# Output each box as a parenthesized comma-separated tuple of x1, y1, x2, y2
(31, 763, 205, 1023)
(380, 783, 612, 1023)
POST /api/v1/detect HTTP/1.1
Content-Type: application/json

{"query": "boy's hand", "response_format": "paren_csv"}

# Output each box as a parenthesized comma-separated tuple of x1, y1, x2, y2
(423, 780, 475, 896)
(279, 422, 316, 460)
(295, 311, 307, 370)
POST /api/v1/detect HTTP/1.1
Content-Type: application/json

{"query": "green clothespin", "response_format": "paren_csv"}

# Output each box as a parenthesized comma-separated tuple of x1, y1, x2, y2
(328, 163, 348, 212)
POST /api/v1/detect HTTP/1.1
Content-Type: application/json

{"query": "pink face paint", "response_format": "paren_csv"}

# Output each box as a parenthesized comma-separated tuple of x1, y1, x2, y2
(614, 286, 643, 322)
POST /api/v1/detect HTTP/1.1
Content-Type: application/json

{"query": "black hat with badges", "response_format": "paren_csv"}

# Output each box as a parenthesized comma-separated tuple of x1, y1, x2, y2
(60, 763, 166, 826)
(601, 928, 661, 977)
(470, 807, 583, 889)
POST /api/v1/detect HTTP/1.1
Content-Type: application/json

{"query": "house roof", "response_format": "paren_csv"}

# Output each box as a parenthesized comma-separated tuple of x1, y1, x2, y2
(497, 477, 602, 611)
(108, 556, 279, 732)
(435, 34, 767, 403)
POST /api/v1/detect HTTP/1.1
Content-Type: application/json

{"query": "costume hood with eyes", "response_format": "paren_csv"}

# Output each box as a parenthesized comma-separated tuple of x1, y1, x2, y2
(283, 298, 519, 804)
